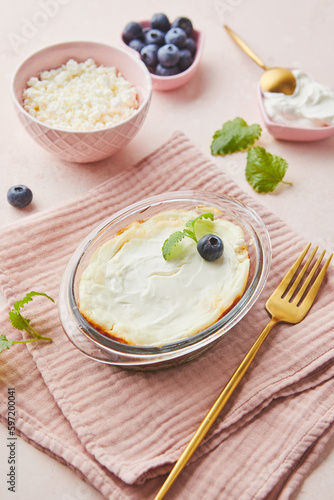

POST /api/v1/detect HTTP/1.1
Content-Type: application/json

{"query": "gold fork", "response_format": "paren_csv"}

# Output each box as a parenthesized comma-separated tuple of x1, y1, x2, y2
(154, 243, 333, 500)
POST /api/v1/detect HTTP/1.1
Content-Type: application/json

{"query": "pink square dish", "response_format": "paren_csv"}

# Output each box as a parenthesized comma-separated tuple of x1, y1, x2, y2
(257, 82, 334, 142)
(120, 21, 204, 91)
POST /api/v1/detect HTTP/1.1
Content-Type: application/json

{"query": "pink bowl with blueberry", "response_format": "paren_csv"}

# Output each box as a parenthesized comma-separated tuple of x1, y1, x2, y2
(121, 14, 204, 91)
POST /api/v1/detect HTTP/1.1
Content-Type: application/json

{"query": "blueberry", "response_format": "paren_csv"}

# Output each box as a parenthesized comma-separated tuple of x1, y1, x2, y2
(150, 13, 170, 32)
(165, 27, 187, 48)
(184, 37, 197, 56)
(123, 21, 143, 44)
(172, 17, 193, 36)
(140, 44, 159, 67)
(155, 63, 180, 76)
(129, 39, 145, 53)
(157, 44, 180, 68)
(7, 185, 33, 208)
(178, 48, 193, 71)
(197, 234, 224, 261)
(144, 28, 165, 46)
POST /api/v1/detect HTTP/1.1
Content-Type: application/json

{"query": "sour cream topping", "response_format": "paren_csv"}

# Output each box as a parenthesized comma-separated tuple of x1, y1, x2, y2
(78, 209, 250, 347)
(262, 69, 334, 128)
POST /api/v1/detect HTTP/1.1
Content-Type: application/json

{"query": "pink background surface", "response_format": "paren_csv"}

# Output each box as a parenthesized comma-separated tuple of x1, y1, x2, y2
(1, 0, 334, 499)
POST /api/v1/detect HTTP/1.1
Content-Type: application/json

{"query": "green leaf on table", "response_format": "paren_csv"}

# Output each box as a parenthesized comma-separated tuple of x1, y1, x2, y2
(211, 117, 262, 155)
(246, 146, 292, 193)
(0, 335, 14, 353)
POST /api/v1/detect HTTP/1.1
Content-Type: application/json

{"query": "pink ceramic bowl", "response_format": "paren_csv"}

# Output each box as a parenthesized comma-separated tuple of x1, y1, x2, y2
(11, 41, 152, 163)
(257, 82, 334, 142)
(120, 21, 203, 91)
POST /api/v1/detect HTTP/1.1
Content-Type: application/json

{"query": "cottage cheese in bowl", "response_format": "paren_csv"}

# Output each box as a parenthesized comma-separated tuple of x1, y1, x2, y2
(23, 58, 139, 131)
(11, 42, 152, 162)
(78, 208, 250, 347)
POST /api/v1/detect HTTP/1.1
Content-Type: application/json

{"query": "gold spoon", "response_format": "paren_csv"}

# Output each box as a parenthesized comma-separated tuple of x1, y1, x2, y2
(224, 25, 296, 95)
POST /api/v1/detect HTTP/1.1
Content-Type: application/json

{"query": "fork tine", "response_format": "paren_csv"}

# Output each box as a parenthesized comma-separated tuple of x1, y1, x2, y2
(285, 246, 318, 301)
(275, 243, 311, 297)
(298, 253, 333, 309)
(293, 249, 325, 304)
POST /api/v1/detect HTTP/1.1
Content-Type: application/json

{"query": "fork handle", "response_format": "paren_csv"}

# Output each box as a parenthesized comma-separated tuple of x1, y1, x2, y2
(154, 317, 279, 500)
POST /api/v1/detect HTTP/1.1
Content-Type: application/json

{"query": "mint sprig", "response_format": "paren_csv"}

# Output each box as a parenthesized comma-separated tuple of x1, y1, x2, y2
(162, 212, 214, 260)
(185, 213, 214, 239)
(0, 291, 54, 353)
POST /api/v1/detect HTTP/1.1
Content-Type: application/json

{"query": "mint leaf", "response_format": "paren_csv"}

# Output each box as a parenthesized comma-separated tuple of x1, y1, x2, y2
(185, 212, 214, 232)
(162, 230, 187, 260)
(246, 146, 292, 193)
(8, 311, 29, 331)
(211, 117, 262, 155)
(185, 212, 215, 242)
(13, 291, 54, 312)
(0, 335, 14, 353)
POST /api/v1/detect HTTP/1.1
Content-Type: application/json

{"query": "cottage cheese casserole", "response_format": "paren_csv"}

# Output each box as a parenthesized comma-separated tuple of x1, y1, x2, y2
(78, 208, 250, 347)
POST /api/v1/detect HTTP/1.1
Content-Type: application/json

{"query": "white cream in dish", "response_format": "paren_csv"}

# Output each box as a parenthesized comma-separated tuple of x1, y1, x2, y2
(78, 209, 250, 347)
(262, 69, 334, 128)
(23, 58, 138, 130)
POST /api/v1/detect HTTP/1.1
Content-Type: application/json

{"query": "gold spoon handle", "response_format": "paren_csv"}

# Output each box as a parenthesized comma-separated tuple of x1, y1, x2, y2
(154, 317, 279, 500)
(224, 25, 268, 70)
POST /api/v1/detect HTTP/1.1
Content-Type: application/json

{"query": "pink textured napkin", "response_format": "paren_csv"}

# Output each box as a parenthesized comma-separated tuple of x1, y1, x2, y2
(0, 132, 334, 500)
